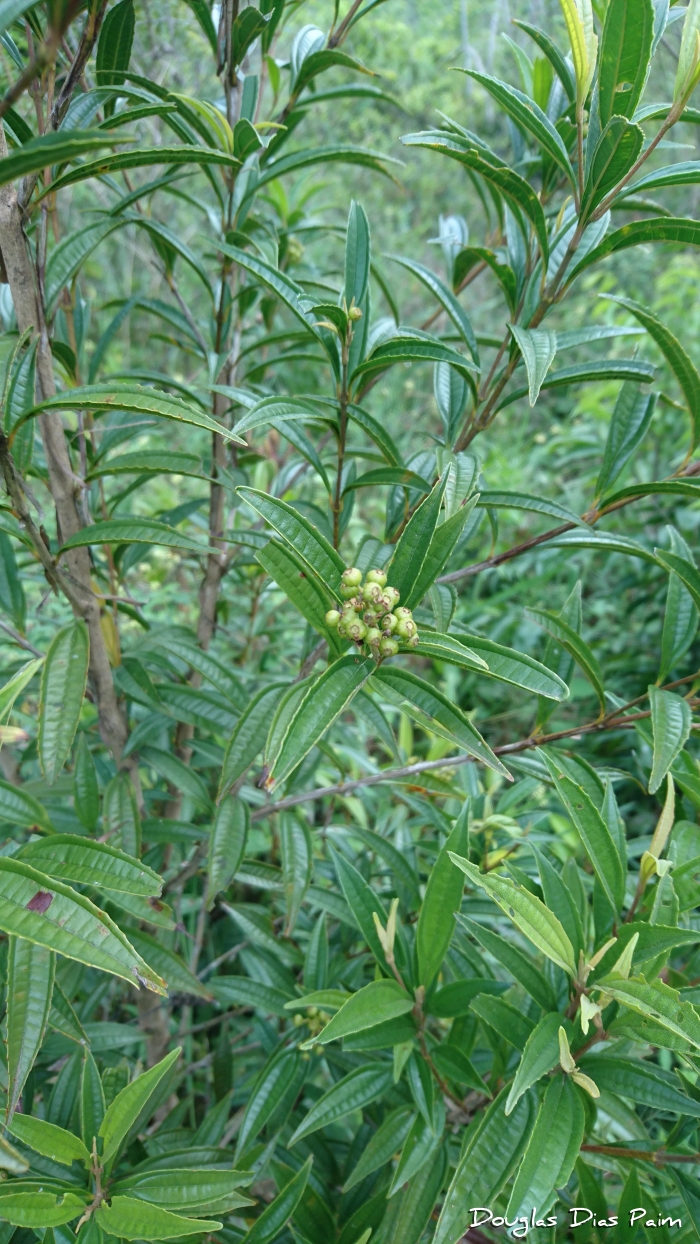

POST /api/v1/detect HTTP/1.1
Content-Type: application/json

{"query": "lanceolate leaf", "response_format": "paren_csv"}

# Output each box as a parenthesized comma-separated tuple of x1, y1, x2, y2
(604, 295, 700, 446)
(387, 255, 479, 361)
(59, 518, 205, 554)
(268, 655, 374, 788)
(308, 978, 414, 1046)
(0, 859, 166, 993)
(18, 835, 162, 895)
(238, 487, 345, 587)
(504, 1013, 563, 1114)
(433, 1088, 535, 1244)
(450, 855, 577, 975)
(506, 1076, 584, 1219)
(218, 682, 290, 798)
(656, 548, 700, 612)
(19, 385, 244, 444)
(649, 687, 692, 793)
(6, 937, 55, 1121)
(595, 383, 656, 498)
(581, 118, 644, 217)
(462, 70, 575, 182)
(598, 0, 655, 125)
(206, 798, 248, 909)
(241, 1157, 311, 1244)
(416, 809, 469, 988)
(100, 1048, 180, 1163)
(540, 751, 625, 910)
(38, 621, 89, 786)
(388, 475, 446, 604)
(289, 1065, 394, 1146)
(527, 607, 605, 711)
(569, 219, 700, 282)
(509, 326, 557, 405)
(594, 974, 700, 1048)
(373, 665, 510, 777)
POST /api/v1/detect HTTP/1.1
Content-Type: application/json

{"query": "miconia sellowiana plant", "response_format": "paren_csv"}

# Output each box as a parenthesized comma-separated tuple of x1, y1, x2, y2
(3, 0, 700, 1241)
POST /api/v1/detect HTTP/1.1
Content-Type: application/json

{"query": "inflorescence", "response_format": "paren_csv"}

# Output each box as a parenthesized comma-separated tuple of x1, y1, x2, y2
(325, 567, 419, 659)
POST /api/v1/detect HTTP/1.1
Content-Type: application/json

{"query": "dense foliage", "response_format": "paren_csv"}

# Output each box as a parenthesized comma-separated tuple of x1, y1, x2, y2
(5, 1, 700, 1242)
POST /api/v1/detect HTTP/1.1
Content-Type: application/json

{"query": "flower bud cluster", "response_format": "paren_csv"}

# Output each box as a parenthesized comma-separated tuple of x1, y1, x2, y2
(325, 567, 419, 659)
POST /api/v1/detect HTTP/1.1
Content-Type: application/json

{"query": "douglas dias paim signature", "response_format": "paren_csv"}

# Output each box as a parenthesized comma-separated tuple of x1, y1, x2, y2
(468, 1206, 683, 1237)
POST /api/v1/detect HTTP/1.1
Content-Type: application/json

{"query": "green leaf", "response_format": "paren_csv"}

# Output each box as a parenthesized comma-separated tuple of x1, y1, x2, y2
(280, 812, 312, 934)
(470, 995, 535, 1050)
(527, 607, 605, 711)
(540, 750, 625, 910)
(605, 295, 700, 446)
(599, 0, 654, 125)
(449, 855, 577, 975)
(373, 665, 510, 778)
(42, 144, 243, 198)
(345, 199, 371, 308)
(623, 159, 700, 196)
(595, 382, 656, 498)
(429, 979, 508, 1018)
(578, 1055, 700, 1115)
(569, 218, 700, 282)
(257, 539, 343, 651)
(87, 449, 203, 480)
(0, 657, 43, 722)
(38, 622, 88, 786)
(99, 1048, 181, 1164)
(103, 773, 141, 857)
(18, 835, 161, 895)
(461, 916, 558, 1012)
(6, 936, 55, 1121)
(509, 326, 557, 405)
(381, 1146, 447, 1244)
(402, 500, 478, 610)
(649, 687, 692, 793)
(387, 475, 445, 604)
(96, 0, 134, 88)
(235, 1046, 305, 1158)
(233, 397, 330, 439)
(433, 1087, 534, 1244)
(387, 254, 479, 362)
(289, 1064, 394, 1146)
(349, 403, 403, 465)
(416, 808, 469, 988)
(181, 0, 217, 52)
(342, 1106, 415, 1191)
(456, 634, 569, 700)
(58, 517, 205, 555)
(455, 246, 517, 312)
(477, 488, 585, 527)
(241, 1157, 311, 1244)
(0, 130, 123, 187)
(352, 330, 476, 387)
(238, 487, 344, 587)
(0, 858, 166, 993)
(330, 846, 388, 965)
(267, 655, 374, 789)
(309, 979, 413, 1047)
(7, 1115, 90, 1167)
(210, 975, 293, 1017)
(402, 131, 550, 259)
(533, 847, 585, 963)
(0, 777, 53, 832)
(462, 70, 575, 183)
(513, 20, 576, 101)
(21, 384, 243, 445)
(507, 1075, 584, 1219)
(0, 1189, 88, 1228)
(659, 529, 698, 682)
(206, 797, 248, 910)
(498, 358, 656, 410)
(594, 974, 700, 1048)
(97, 1196, 221, 1240)
(504, 1013, 564, 1114)
(344, 467, 431, 494)
(581, 118, 644, 217)
(656, 548, 700, 613)
(0, 0, 36, 37)
(73, 734, 99, 830)
(218, 682, 290, 798)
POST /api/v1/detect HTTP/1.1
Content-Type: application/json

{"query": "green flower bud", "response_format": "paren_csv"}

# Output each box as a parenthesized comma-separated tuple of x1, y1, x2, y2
(325, 609, 341, 628)
(396, 618, 417, 639)
(340, 584, 359, 600)
(293, 1013, 305, 1027)
(347, 306, 363, 321)
(341, 567, 363, 587)
(365, 568, 387, 587)
(382, 613, 398, 633)
(366, 626, 382, 645)
(348, 619, 367, 642)
(379, 637, 399, 657)
(395, 606, 412, 621)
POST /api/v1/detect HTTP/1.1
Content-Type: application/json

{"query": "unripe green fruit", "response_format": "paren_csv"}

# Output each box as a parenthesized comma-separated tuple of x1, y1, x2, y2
(325, 609, 341, 628)
(384, 586, 400, 608)
(362, 581, 382, 603)
(366, 568, 387, 587)
(336, 620, 348, 637)
(382, 613, 398, 633)
(341, 567, 363, 587)
(362, 610, 379, 627)
(366, 627, 382, 645)
(406, 633, 420, 648)
(348, 306, 363, 321)
(348, 619, 367, 642)
(396, 618, 417, 639)
(340, 584, 358, 600)
(340, 608, 358, 626)
(379, 637, 399, 657)
(395, 606, 412, 621)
